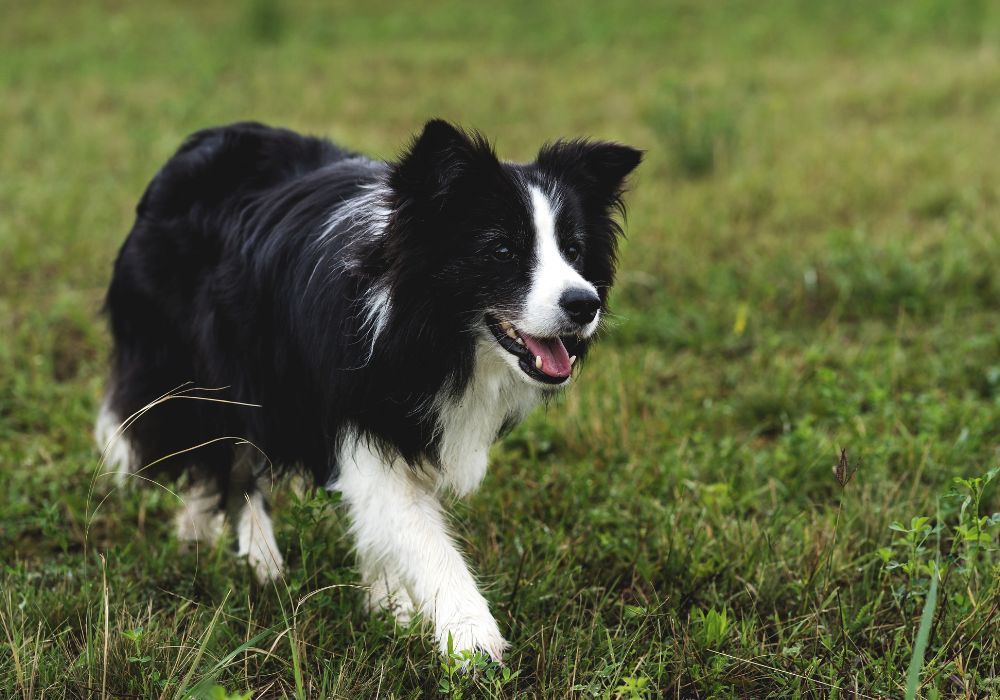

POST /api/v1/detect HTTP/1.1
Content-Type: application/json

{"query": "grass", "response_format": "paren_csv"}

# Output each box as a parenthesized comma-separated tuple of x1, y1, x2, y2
(2, 0, 1000, 696)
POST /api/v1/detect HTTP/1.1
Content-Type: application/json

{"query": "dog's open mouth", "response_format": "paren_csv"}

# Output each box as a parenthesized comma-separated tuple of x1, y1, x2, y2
(486, 314, 578, 385)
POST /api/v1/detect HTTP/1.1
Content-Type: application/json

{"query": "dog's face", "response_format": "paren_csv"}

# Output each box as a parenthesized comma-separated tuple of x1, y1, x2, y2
(388, 120, 641, 388)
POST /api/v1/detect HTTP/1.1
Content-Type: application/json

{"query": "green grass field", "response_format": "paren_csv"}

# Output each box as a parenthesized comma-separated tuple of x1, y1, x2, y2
(3, 1, 1000, 697)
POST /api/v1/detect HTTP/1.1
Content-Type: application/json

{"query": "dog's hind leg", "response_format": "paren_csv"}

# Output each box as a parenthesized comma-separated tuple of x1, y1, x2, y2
(230, 449, 285, 583)
(94, 394, 138, 486)
(235, 490, 284, 583)
(174, 478, 225, 544)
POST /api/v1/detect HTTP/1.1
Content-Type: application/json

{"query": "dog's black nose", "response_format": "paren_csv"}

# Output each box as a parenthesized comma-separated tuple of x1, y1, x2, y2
(559, 288, 601, 326)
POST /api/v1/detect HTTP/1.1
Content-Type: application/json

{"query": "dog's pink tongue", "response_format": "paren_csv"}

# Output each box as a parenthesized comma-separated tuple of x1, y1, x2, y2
(520, 333, 572, 378)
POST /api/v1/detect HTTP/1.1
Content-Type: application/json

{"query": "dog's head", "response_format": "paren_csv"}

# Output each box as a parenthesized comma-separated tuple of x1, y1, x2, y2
(386, 120, 641, 388)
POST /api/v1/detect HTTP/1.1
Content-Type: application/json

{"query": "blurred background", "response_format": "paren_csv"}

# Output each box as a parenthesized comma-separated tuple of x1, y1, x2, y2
(2, 1, 1000, 696)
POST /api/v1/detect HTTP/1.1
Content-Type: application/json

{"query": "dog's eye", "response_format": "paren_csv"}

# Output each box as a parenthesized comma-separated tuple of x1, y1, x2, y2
(492, 243, 514, 262)
(564, 244, 581, 263)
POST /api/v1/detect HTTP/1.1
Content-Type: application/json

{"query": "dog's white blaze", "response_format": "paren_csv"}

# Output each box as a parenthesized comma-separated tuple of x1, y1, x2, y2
(236, 491, 284, 583)
(94, 399, 136, 484)
(523, 185, 599, 336)
(332, 436, 508, 661)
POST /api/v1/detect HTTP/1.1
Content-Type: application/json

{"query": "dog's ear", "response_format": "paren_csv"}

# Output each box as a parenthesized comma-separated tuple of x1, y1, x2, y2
(391, 119, 495, 204)
(536, 139, 643, 209)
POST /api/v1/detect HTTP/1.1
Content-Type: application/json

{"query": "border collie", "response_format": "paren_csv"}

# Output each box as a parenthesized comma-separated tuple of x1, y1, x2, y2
(96, 120, 641, 661)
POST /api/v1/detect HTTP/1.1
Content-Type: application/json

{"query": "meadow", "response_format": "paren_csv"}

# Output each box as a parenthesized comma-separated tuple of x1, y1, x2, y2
(2, 1, 1000, 697)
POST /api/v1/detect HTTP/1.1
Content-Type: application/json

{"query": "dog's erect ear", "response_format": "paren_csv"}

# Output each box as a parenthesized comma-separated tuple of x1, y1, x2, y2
(536, 140, 643, 209)
(391, 119, 496, 203)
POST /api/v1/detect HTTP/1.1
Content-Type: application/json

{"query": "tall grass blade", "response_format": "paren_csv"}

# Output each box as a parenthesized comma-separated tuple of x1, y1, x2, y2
(904, 566, 939, 700)
(183, 627, 276, 697)
(175, 590, 231, 700)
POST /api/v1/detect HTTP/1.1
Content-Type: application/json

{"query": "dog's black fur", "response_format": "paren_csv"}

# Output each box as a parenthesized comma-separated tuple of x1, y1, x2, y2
(103, 120, 641, 500)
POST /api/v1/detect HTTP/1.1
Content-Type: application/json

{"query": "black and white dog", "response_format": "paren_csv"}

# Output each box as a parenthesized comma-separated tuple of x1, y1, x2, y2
(96, 120, 640, 660)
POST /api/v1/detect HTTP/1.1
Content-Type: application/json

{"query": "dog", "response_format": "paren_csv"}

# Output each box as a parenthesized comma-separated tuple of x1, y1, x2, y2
(95, 120, 641, 661)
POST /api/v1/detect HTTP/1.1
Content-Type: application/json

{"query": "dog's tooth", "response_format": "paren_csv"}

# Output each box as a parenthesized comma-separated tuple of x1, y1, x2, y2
(516, 337, 525, 345)
(505, 327, 518, 340)
(535, 355, 543, 370)
(499, 320, 512, 330)
(570, 355, 577, 366)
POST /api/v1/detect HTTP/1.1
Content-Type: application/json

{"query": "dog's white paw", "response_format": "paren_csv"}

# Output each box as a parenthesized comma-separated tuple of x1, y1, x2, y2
(244, 542, 284, 583)
(175, 483, 224, 544)
(437, 616, 508, 663)
(236, 492, 284, 584)
(174, 508, 224, 544)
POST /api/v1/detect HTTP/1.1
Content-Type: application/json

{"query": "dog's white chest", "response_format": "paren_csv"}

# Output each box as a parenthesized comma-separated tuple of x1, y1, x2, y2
(435, 341, 541, 496)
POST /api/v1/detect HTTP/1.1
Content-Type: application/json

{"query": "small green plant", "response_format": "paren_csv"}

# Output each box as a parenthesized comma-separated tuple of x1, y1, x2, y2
(691, 606, 730, 648)
(882, 468, 1000, 608)
(882, 468, 1000, 696)
(202, 685, 253, 700)
(615, 674, 653, 699)
(949, 468, 1000, 584)
(438, 633, 520, 698)
(121, 626, 149, 663)
(121, 626, 164, 689)
(885, 517, 936, 577)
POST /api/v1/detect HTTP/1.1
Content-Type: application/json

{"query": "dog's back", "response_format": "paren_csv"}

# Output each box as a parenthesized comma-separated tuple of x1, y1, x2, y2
(99, 123, 358, 489)
(140, 122, 349, 217)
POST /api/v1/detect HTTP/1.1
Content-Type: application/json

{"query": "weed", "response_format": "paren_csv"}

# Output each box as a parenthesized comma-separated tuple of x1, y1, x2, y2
(438, 633, 521, 698)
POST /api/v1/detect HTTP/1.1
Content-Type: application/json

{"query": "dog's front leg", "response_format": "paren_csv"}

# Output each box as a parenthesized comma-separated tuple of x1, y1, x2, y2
(334, 441, 508, 662)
